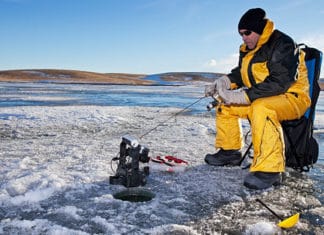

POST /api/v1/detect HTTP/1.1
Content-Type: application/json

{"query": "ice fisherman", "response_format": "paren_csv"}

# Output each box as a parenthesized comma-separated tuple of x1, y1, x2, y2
(204, 8, 311, 190)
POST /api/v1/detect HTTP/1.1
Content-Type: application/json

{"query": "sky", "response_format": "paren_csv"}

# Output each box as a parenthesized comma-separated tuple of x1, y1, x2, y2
(0, 0, 323, 75)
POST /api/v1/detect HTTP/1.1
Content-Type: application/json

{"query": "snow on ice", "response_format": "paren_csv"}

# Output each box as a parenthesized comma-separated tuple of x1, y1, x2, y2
(0, 85, 323, 234)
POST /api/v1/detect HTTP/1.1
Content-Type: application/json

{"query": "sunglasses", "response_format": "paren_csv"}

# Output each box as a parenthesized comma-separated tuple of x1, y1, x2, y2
(239, 30, 252, 36)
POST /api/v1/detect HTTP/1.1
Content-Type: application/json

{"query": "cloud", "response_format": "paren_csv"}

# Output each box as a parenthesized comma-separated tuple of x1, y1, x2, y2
(206, 59, 217, 67)
(299, 33, 324, 77)
(299, 33, 324, 51)
(204, 53, 238, 73)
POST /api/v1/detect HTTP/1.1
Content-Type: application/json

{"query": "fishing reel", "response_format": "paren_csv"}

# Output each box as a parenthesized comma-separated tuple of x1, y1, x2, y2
(109, 135, 150, 188)
(206, 95, 221, 111)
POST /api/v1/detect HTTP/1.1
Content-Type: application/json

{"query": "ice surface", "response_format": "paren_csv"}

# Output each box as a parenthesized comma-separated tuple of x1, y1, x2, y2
(0, 84, 323, 234)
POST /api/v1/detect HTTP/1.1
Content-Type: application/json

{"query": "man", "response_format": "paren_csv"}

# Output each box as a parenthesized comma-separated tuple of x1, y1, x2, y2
(204, 8, 311, 190)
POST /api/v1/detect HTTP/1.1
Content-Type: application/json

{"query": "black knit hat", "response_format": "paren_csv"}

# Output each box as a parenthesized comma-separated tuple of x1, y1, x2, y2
(238, 8, 267, 35)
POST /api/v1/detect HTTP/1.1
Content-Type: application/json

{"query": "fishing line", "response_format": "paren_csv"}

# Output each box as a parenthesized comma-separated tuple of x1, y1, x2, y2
(138, 96, 206, 140)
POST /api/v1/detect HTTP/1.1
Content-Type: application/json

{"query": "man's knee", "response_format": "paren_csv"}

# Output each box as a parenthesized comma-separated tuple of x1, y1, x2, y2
(249, 98, 272, 119)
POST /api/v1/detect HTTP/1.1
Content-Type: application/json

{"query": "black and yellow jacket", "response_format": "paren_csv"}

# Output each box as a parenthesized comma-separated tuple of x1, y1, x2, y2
(227, 19, 310, 103)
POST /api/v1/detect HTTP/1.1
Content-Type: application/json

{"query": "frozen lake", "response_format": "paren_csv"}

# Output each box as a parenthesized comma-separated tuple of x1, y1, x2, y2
(0, 82, 204, 111)
(0, 82, 323, 234)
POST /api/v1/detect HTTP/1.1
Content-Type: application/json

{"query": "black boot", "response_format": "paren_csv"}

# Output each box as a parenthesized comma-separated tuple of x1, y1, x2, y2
(204, 149, 241, 166)
(243, 172, 282, 190)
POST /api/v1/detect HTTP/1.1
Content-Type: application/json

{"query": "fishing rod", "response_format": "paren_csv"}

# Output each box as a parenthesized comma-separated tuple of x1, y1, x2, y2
(139, 94, 223, 140)
(139, 96, 207, 140)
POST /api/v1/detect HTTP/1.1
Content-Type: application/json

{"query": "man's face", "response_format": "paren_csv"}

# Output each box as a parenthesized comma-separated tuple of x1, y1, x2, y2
(239, 30, 260, 50)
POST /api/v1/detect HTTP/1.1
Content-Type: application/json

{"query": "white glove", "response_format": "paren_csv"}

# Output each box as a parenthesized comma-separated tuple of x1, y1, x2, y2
(218, 88, 250, 105)
(204, 75, 231, 97)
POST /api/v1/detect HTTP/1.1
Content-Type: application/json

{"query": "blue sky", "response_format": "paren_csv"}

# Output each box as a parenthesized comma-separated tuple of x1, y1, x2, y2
(0, 0, 323, 75)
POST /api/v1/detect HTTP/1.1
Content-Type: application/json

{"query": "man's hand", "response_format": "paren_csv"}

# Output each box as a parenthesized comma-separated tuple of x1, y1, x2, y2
(204, 75, 231, 97)
(204, 83, 217, 97)
(218, 89, 250, 105)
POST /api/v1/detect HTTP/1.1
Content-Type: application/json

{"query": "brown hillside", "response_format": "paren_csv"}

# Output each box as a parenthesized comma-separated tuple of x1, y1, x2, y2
(320, 80, 324, 90)
(0, 69, 152, 85)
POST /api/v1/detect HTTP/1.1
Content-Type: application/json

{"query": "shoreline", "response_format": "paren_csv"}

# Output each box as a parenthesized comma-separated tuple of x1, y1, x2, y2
(1, 69, 322, 89)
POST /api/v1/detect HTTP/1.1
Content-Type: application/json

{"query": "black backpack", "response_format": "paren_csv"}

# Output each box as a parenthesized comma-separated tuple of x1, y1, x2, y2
(282, 44, 322, 172)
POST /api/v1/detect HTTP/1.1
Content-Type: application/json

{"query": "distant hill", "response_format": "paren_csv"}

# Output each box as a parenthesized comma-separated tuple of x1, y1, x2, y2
(320, 78, 324, 90)
(0, 69, 151, 85)
(0, 69, 224, 85)
(0, 69, 322, 89)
